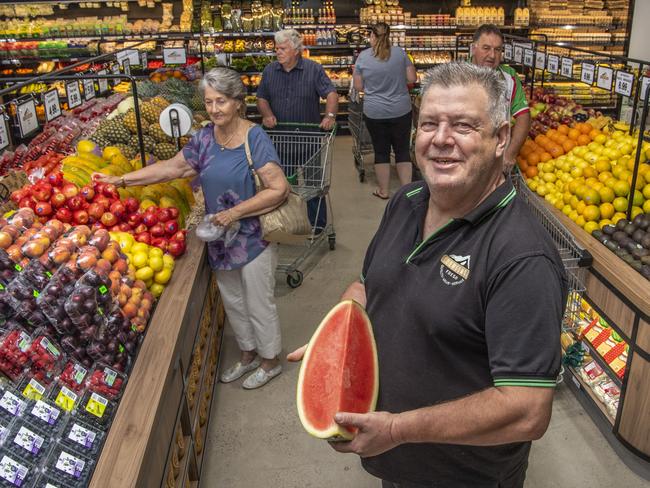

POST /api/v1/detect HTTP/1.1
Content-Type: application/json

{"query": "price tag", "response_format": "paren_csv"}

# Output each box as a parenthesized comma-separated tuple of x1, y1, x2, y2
(55, 386, 79, 412)
(111, 63, 121, 85)
(0, 116, 9, 151)
(83, 78, 96, 101)
(123, 58, 131, 76)
(581, 63, 595, 85)
(97, 69, 109, 94)
(163, 47, 187, 65)
(42, 89, 61, 122)
(140, 51, 148, 68)
(535, 51, 546, 70)
(597, 66, 614, 91)
(65, 80, 82, 109)
(22, 378, 46, 401)
(561, 57, 574, 78)
(547, 55, 559, 74)
(523, 49, 534, 67)
(614, 70, 634, 97)
(85, 392, 108, 418)
(116, 48, 139, 66)
(16, 99, 39, 138)
(640, 76, 650, 103)
(513, 45, 523, 64)
(503, 44, 513, 61)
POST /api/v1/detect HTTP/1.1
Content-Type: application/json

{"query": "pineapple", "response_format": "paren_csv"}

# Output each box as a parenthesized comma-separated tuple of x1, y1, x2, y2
(140, 102, 158, 124)
(103, 120, 131, 144)
(130, 134, 155, 153)
(123, 109, 149, 134)
(150, 95, 170, 109)
(115, 143, 138, 160)
(154, 142, 178, 161)
(148, 123, 170, 143)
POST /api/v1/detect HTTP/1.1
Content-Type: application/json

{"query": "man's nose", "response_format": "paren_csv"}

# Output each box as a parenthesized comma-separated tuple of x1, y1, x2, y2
(432, 124, 453, 147)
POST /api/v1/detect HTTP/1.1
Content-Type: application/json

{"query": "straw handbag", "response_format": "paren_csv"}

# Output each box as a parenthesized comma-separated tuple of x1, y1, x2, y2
(244, 128, 311, 243)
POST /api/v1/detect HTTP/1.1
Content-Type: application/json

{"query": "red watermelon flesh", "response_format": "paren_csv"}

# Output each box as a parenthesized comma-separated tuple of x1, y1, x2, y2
(297, 300, 379, 440)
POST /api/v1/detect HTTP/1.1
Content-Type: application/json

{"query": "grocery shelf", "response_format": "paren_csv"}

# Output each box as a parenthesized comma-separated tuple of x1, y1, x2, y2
(565, 366, 615, 425)
(283, 24, 341, 29)
(200, 31, 276, 38)
(579, 337, 623, 387)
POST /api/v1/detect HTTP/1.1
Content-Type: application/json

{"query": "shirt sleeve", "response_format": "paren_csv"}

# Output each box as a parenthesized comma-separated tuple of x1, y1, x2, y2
(256, 65, 272, 101)
(181, 128, 205, 172)
(510, 74, 529, 118)
(354, 51, 366, 76)
(248, 126, 281, 171)
(315, 63, 336, 99)
(484, 254, 567, 388)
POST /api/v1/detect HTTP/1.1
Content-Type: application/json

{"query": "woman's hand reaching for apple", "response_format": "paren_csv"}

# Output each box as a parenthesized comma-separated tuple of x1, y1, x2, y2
(92, 173, 121, 186)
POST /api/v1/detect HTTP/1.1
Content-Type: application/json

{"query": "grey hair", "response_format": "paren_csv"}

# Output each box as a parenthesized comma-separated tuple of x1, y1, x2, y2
(198, 67, 245, 102)
(274, 29, 303, 51)
(420, 62, 510, 131)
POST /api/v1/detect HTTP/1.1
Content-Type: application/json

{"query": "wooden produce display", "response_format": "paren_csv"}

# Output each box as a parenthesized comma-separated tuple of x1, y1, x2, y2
(548, 204, 650, 463)
(89, 233, 225, 487)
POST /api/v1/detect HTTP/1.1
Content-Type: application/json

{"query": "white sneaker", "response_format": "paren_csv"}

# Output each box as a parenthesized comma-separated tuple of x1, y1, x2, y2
(242, 365, 282, 389)
(220, 358, 261, 383)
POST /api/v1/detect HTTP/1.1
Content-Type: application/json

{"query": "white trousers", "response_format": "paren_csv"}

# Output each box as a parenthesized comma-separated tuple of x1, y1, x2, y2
(215, 244, 282, 359)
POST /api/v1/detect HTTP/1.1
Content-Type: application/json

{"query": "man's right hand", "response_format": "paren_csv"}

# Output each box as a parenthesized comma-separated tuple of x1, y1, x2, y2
(287, 344, 307, 362)
(262, 115, 277, 129)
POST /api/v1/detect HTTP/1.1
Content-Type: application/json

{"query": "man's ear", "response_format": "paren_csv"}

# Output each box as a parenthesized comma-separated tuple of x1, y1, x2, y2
(494, 121, 510, 159)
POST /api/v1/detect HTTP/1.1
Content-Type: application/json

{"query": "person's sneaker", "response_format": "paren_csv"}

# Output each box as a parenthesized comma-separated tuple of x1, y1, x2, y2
(242, 365, 282, 389)
(220, 358, 261, 383)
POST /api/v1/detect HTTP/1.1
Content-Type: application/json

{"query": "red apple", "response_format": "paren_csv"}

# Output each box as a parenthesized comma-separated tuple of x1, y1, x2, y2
(73, 210, 89, 225)
(124, 197, 139, 214)
(109, 225, 122, 232)
(80, 186, 95, 201)
(118, 223, 132, 232)
(109, 201, 126, 220)
(50, 192, 67, 208)
(151, 237, 169, 252)
(149, 223, 165, 237)
(67, 195, 84, 211)
(91, 221, 105, 231)
(87, 203, 105, 221)
(167, 239, 185, 257)
(19, 197, 34, 210)
(62, 183, 79, 198)
(102, 184, 119, 200)
(93, 182, 105, 195)
(101, 212, 118, 227)
(142, 213, 158, 227)
(10, 188, 28, 204)
(133, 223, 148, 234)
(55, 208, 73, 223)
(47, 172, 63, 187)
(164, 220, 179, 236)
(126, 213, 141, 228)
(34, 201, 53, 217)
(32, 183, 52, 202)
(94, 195, 111, 209)
(167, 207, 179, 220)
(171, 230, 186, 242)
(157, 208, 172, 222)
(135, 232, 151, 245)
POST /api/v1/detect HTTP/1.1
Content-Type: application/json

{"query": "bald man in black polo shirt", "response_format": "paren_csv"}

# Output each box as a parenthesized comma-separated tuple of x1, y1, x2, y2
(290, 62, 568, 488)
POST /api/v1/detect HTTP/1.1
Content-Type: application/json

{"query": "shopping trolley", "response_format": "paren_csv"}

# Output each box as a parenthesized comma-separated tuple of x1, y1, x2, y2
(265, 123, 337, 288)
(348, 92, 374, 182)
(513, 173, 592, 331)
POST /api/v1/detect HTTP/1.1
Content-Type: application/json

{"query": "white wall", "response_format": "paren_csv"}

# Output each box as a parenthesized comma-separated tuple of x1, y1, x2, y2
(628, 0, 650, 61)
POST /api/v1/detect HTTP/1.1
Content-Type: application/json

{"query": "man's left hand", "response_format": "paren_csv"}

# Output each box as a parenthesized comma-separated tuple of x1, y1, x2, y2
(320, 116, 335, 131)
(328, 411, 401, 458)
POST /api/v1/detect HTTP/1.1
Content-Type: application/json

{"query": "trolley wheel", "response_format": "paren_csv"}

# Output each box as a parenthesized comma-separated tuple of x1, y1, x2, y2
(358, 170, 365, 183)
(328, 235, 336, 251)
(287, 271, 303, 288)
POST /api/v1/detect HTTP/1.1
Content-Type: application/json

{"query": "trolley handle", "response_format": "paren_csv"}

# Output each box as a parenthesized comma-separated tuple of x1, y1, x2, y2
(262, 122, 337, 134)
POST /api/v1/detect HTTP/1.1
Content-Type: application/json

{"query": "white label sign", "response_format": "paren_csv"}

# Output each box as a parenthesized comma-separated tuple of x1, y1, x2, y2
(547, 55, 559, 74)
(504, 44, 513, 61)
(581, 63, 595, 85)
(597, 66, 614, 91)
(65, 80, 82, 109)
(123, 59, 131, 76)
(535, 51, 546, 70)
(42, 89, 61, 122)
(163, 47, 187, 65)
(140, 51, 148, 68)
(614, 71, 635, 97)
(111, 63, 121, 85)
(523, 49, 534, 67)
(83, 78, 96, 101)
(116, 49, 139, 67)
(97, 69, 109, 94)
(16, 99, 39, 138)
(514, 45, 523, 64)
(0, 116, 9, 151)
(561, 57, 574, 78)
(640, 76, 650, 103)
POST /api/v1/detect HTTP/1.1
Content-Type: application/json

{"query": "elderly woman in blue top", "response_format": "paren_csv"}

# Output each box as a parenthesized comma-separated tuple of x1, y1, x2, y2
(94, 68, 290, 390)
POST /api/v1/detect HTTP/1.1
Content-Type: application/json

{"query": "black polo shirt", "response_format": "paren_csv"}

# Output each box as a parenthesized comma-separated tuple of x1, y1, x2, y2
(360, 178, 568, 487)
(256, 57, 335, 124)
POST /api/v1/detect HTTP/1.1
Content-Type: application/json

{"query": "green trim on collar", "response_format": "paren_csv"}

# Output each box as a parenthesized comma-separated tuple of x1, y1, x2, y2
(405, 219, 453, 264)
(474, 186, 517, 226)
(360, 273, 366, 284)
(406, 186, 424, 198)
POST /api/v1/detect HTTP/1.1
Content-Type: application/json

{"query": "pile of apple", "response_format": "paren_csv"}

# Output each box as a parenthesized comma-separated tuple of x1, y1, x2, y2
(10, 176, 186, 257)
(528, 86, 599, 139)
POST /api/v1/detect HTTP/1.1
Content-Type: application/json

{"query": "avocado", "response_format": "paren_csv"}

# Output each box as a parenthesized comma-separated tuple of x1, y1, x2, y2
(592, 230, 603, 240)
(633, 229, 647, 244)
(630, 260, 643, 272)
(624, 223, 637, 236)
(613, 231, 628, 243)
(602, 224, 616, 236)
(642, 234, 650, 249)
(605, 240, 620, 252)
(616, 219, 631, 231)
(632, 247, 650, 260)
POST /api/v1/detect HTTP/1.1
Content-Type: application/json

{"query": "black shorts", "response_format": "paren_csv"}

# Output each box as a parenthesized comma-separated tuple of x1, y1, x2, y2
(363, 111, 412, 164)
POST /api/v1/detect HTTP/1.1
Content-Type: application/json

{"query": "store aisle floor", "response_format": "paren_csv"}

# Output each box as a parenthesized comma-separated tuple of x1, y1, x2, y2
(200, 136, 649, 488)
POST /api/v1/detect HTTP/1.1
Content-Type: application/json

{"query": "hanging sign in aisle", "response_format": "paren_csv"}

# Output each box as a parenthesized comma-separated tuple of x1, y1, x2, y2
(0, 115, 10, 151)
(535, 51, 546, 70)
(65, 81, 82, 109)
(16, 99, 39, 138)
(561, 57, 574, 79)
(523, 49, 534, 67)
(597, 66, 614, 91)
(514, 45, 523, 64)
(83, 79, 96, 101)
(547, 55, 559, 74)
(163, 47, 187, 65)
(42, 89, 62, 122)
(581, 63, 595, 85)
(614, 70, 635, 97)
(123, 59, 131, 77)
(140, 51, 148, 68)
(111, 64, 121, 85)
(97, 69, 109, 94)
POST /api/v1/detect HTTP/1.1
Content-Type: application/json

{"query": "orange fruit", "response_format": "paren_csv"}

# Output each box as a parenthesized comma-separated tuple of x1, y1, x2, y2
(546, 129, 558, 139)
(577, 134, 591, 146)
(568, 128, 580, 141)
(520, 145, 532, 158)
(527, 152, 540, 166)
(598, 186, 615, 203)
(578, 122, 594, 134)
(612, 196, 629, 212)
(613, 180, 630, 197)
(600, 202, 615, 219)
(588, 129, 601, 140)
(535, 134, 550, 146)
(525, 166, 538, 178)
(549, 145, 563, 158)
(539, 152, 552, 163)
(562, 140, 576, 152)
(558, 124, 570, 135)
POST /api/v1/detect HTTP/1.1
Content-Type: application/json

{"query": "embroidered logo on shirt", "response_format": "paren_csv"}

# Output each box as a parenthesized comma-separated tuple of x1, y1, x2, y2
(440, 254, 470, 286)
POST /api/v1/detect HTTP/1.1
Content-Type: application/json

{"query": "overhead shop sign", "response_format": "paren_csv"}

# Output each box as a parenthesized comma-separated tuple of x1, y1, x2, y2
(581, 63, 595, 85)
(547, 54, 559, 74)
(83, 78, 96, 101)
(0, 115, 10, 151)
(42, 89, 62, 122)
(614, 70, 634, 97)
(163, 47, 187, 65)
(535, 51, 546, 70)
(513, 45, 523, 64)
(65, 80, 82, 109)
(561, 57, 574, 79)
(16, 99, 39, 138)
(596, 66, 614, 91)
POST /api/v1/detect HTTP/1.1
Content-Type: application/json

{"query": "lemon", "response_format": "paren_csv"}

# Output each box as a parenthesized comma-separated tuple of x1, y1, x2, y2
(131, 251, 149, 269)
(612, 212, 627, 224)
(131, 242, 149, 254)
(150, 283, 165, 298)
(149, 255, 164, 272)
(149, 247, 164, 259)
(77, 140, 96, 153)
(118, 233, 134, 253)
(583, 221, 600, 234)
(154, 267, 172, 285)
(599, 203, 615, 220)
(643, 199, 650, 213)
(135, 266, 154, 281)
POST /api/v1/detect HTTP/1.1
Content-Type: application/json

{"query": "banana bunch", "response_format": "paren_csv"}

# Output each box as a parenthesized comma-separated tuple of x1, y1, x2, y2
(36, 61, 56, 74)
(18, 82, 47, 94)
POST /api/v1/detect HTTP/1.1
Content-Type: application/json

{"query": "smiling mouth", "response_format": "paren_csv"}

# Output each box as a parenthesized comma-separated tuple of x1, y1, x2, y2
(431, 158, 460, 165)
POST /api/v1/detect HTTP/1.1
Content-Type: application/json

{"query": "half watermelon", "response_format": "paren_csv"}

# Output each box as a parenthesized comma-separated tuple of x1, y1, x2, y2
(296, 300, 379, 441)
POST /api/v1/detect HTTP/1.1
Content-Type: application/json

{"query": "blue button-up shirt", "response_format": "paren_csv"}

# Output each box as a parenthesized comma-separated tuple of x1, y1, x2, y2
(257, 56, 335, 124)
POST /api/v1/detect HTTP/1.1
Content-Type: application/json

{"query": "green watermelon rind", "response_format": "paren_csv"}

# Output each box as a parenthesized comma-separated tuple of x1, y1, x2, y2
(296, 299, 379, 441)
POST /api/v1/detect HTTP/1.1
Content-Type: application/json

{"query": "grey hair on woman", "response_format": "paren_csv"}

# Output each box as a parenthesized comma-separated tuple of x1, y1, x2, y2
(274, 29, 303, 51)
(420, 62, 510, 132)
(198, 67, 246, 103)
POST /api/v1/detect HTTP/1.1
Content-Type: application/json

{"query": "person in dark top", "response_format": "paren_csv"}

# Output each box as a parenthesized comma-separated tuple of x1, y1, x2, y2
(289, 62, 568, 488)
(257, 29, 338, 233)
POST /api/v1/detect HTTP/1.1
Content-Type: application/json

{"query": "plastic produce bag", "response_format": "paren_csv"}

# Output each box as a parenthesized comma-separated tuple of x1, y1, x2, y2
(195, 215, 240, 246)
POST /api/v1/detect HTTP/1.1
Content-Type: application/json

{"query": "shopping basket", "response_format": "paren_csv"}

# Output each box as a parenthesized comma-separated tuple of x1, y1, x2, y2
(264, 123, 337, 288)
(512, 173, 592, 330)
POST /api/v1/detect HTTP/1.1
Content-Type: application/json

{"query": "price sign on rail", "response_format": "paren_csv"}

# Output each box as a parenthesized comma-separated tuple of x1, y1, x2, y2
(561, 57, 574, 79)
(111, 63, 121, 85)
(116, 49, 139, 67)
(503, 44, 513, 61)
(535, 51, 546, 70)
(122, 59, 131, 77)
(163, 47, 187, 65)
(97, 69, 109, 94)
(640, 76, 650, 103)
(513, 45, 523, 64)
(42, 89, 61, 122)
(16, 99, 39, 138)
(581, 63, 595, 85)
(523, 49, 534, 67)
(140, 51, 148, 68)
(596, 66, 614, 91)
(547, 55, 559, 74)
(0, 116, 10, 151)
(65, 80, 82, 109)
(614, 70, 634, 97)
(82, 78, 96, 101)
